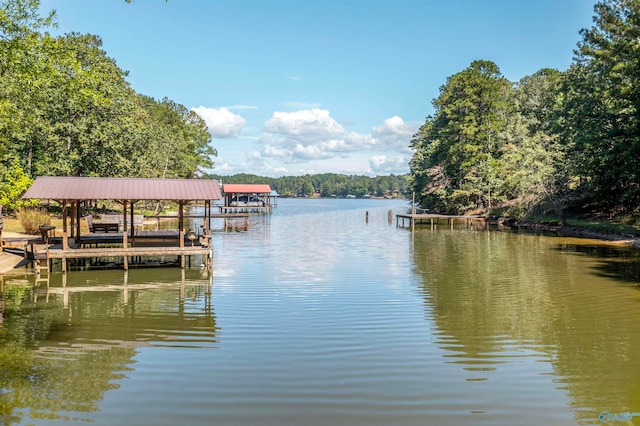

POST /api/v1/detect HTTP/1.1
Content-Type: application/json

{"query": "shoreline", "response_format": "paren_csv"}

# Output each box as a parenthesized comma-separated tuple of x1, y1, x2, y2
(510, 222, 640, 248)
(2, 217, 640, 276)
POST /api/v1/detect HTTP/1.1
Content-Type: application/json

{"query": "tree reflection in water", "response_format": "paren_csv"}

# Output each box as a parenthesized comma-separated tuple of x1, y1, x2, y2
(412, 229, 640, 424)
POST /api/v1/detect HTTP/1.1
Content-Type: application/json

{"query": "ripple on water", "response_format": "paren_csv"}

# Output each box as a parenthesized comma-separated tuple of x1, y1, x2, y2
(6, 200, 640, 426)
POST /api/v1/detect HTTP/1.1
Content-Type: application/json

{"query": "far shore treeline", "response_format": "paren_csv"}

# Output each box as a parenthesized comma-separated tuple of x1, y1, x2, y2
(210, 173, 410, 198)
(409, 0, 640, 223)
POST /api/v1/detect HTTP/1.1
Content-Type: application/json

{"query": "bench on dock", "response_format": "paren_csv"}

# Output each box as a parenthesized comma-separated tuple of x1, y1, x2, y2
(85, 214, 144, 233)
(85, 215, 118, 233)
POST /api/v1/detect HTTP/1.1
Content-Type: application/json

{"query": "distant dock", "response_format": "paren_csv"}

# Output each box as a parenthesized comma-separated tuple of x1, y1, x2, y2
(396, 212, 485, 229)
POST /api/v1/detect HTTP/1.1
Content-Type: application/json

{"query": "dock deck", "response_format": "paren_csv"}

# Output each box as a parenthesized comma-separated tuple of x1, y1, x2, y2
(396, 212, 485, 228)
(33, 230, 213, 273)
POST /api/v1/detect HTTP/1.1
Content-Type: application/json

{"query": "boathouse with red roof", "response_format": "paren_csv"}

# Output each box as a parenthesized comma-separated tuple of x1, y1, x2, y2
(222, 184, 273, 213)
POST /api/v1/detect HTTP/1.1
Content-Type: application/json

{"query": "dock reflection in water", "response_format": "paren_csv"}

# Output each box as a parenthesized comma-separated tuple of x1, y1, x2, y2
(0, 268, 217, 424)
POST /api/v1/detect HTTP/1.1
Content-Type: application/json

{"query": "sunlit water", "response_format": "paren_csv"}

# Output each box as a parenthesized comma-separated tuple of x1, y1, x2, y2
(2, 198, 640, 425)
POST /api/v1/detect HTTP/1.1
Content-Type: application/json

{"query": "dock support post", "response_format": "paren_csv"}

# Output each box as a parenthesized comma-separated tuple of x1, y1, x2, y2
(123, 230, 129, 270)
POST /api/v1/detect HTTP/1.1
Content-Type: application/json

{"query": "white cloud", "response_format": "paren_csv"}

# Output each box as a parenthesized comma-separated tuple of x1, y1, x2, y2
(192, 106, 247, 138)
(263, 109, 345, 144)
(260, 109, 380, 161)
(344, 131, 376, 150)
(260, 109, 353, 161)
(292, 143, 336, 160)
(211, 161, 238, 174)
(262, 144, 290, 158)
(371, 116, 420, 151)
(211, 108, 417, 176)
(255, 109, 420, 166)
(369, 155, 410, 175)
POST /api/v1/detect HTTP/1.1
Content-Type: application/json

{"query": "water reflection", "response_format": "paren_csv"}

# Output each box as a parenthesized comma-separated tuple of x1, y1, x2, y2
(412, 228, 640, 424)
(553, 239, 640, 284)
(0, 268, 216, 423)
(4, 199, 640, 425)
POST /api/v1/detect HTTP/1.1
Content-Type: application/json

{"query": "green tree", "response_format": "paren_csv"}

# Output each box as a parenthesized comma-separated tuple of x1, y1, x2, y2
(410, 60, 512, 213)
(141, 97, 216, 179)
(209, 173, 410, 198)
(499, 68, 569, 221)
(0, 156, 35, 211)
(0, 0, 56, 176)
(0, 0, 217, 186)
(561, 0, 640, 211)
(35, 33, 143, 177)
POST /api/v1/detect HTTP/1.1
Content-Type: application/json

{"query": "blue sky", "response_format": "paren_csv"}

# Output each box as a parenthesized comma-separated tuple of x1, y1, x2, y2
(41, 0, 595, 177)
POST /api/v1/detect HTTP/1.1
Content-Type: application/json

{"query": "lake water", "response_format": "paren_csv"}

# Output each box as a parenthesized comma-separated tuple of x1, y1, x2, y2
(2, 198, 640, 425)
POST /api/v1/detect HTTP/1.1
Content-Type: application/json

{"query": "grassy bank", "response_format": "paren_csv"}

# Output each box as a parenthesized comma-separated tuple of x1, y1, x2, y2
(2, 216, 75, 235)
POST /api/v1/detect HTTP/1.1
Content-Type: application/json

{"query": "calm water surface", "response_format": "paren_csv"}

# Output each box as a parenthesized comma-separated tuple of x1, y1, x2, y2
(2, 198, 640, 425)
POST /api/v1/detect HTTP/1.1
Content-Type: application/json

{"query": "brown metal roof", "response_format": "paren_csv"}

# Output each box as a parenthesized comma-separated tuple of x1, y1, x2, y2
(22, 176, 223, 201)
(222, 184, 272, 194)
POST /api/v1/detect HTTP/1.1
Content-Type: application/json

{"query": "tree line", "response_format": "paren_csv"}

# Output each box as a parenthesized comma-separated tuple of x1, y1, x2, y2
(210, 173, 410, 198)
(0, 0, 216, 211)
(409, 0, 640, 222)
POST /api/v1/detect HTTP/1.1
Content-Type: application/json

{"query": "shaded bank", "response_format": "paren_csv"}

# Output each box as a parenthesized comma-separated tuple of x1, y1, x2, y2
(506, 221, 640, 248)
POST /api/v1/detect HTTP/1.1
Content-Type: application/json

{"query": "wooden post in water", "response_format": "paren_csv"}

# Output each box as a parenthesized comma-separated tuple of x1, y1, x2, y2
(75, 200, 81, 243)
(62, 201, 68, 248)
(365, 211, 369, 223)
(129, 202, 135, 239)
(123, 202, 129, 271)
(123, 231, 129, 270)
(180, 229, 185, 269)
(204, 200, 210, 233)
(69, 202, 75, 240)
(123, 270, 129, 305)
(412, 192, 416, 231)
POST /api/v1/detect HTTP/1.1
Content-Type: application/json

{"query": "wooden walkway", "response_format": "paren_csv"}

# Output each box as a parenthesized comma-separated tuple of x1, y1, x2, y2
(219, 205, 272, 214)
(36, 245, 211, 272)
(150, 213, 250, 229)
(396, 213, 485, 229)
(1, 213, 253, 274)
(33, 230, 213, 273)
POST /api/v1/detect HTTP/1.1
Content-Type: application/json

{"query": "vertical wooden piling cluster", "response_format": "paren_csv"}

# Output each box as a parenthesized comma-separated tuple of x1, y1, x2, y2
(395, 212, 485, 229)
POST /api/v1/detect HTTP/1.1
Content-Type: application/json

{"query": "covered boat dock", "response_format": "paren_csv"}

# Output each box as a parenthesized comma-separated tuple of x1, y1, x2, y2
(21, 176, 223, 273)
(221, 184, 273, 213)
